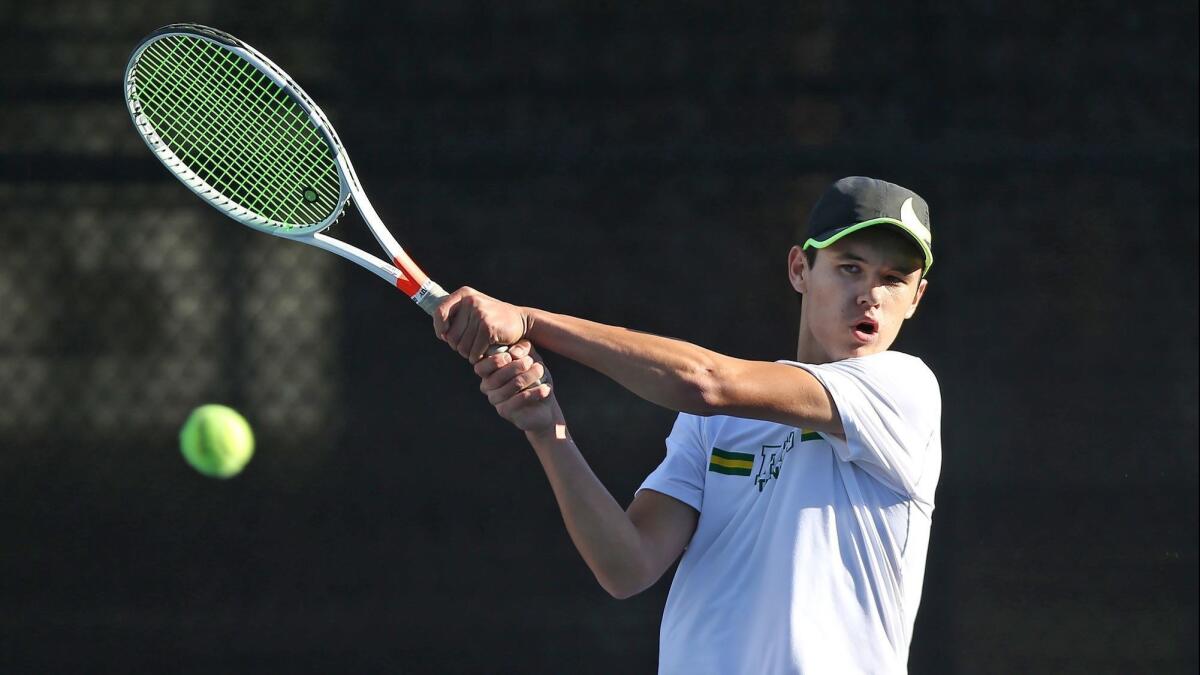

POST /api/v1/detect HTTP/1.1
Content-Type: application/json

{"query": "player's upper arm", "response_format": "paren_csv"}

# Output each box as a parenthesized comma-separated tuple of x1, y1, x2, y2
(796, 353, 941, 499)
(701, 357, 843, 434)
(623, 489, 699, 598)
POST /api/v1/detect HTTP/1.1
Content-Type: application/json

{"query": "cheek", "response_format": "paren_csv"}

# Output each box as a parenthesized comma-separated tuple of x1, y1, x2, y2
(812, 290, 850, 337)
(895, 285, 921, 311)
(809, 275, 849, 303)
(883, 292, 915, 325)
(808, 285, 844, 320)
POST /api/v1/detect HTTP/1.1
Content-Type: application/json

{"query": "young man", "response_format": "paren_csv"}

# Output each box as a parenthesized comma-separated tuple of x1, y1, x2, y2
(433, 176, 941, 674)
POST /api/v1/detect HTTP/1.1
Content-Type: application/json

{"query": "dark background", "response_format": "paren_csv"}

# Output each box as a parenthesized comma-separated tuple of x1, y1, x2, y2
(1, 1, 1196, 673)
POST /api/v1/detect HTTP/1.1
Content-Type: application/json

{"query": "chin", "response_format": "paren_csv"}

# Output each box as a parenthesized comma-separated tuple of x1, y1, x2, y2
(842, 342, 889, 360)
(811, 331, 891, 363)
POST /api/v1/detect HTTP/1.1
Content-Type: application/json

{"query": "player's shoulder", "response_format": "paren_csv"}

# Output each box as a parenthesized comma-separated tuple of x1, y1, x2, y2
(861, 350, 936, 377)
(825, 351, 940, 398)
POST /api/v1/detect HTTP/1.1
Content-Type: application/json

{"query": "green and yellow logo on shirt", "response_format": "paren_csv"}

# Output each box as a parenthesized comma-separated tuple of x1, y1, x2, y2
(709, 431, 823, 481)
(709, 447, 755, 476)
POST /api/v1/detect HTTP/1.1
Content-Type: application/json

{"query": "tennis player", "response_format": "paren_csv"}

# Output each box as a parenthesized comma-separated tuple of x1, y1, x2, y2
(435, 176, 941, 674)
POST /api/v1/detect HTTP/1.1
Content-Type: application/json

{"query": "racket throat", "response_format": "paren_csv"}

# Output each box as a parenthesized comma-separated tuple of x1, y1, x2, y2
(349, 190, 430, 296)
(391, 254, 430, 297)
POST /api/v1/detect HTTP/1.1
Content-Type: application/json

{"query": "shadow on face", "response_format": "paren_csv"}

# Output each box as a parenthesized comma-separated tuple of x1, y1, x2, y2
(819, 227, 925, 278)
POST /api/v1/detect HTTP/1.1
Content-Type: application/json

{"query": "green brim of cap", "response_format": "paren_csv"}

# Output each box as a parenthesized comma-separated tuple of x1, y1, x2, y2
(802, 218, 933, 275)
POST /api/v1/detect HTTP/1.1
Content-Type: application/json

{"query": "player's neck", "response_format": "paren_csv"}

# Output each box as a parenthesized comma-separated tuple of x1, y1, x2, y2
(794, 315, 833, 365)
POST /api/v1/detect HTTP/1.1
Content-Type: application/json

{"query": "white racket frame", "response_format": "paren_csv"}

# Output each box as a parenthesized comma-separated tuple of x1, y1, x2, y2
(124, 24, 448, 314)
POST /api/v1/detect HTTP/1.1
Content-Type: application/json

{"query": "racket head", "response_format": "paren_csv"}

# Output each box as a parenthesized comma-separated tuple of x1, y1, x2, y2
(124, 24, 353, 237)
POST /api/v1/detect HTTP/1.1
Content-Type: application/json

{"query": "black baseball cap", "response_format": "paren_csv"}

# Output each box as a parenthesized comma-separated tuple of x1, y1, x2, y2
(802, 176, 933, 275)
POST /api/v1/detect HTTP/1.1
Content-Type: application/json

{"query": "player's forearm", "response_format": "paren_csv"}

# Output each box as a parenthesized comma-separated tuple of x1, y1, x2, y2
(523, 309, 722, 416)
(520, 309, 842, 432)
(525, 424, 657, 599)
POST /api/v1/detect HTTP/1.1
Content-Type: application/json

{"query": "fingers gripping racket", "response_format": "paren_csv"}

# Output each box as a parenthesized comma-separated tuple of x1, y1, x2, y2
(123, 24, 474, 325)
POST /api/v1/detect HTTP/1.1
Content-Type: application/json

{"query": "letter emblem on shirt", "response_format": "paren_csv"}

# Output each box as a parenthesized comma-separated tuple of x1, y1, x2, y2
(753, 430, 823, 492)
(755, 432, 794, 492)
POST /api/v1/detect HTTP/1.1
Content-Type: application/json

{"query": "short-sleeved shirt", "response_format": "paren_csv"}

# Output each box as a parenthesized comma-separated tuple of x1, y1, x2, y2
(638, 351, 941, 674)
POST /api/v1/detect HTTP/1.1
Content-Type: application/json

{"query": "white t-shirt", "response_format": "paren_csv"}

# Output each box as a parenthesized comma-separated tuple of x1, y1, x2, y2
(638, 351, 941, 674)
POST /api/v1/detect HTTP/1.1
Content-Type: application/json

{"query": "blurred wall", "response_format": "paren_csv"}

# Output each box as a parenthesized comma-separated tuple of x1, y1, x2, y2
(1, 1, 1196, 672)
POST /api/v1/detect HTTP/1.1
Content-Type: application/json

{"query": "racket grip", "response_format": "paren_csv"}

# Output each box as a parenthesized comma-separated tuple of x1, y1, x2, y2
(414, 280, 449, 315)
(417, 281, 513, 357)
(417, 280, 538, 384)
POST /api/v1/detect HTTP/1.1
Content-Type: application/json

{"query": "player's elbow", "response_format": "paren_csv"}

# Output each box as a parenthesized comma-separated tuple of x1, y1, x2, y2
(601, 582, 638, 600)
(593, 557, 658, 600)
(609, 588, 644, 600)
(688, 358, 737, 416)
(692, 380, 723, 416)
(597, 572, 651, 600)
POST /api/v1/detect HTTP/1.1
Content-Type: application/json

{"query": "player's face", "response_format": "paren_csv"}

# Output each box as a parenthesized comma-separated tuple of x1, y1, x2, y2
(789, 229, 928, 362)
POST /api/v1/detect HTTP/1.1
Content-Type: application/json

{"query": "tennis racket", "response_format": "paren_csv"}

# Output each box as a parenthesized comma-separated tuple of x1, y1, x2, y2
(123, 23, 468, 321)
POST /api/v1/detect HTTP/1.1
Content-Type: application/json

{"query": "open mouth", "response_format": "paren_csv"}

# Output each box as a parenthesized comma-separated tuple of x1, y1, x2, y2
(852, 319, 878, 343)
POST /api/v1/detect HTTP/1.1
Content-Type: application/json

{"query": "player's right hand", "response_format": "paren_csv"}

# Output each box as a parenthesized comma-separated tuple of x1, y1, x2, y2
(434, 286, 530, 363)
(474, 340, 559, 433)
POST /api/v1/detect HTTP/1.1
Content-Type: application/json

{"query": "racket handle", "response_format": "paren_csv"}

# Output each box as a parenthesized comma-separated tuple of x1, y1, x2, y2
(414, 280, 449, 315)
(415, 281, 515, 358)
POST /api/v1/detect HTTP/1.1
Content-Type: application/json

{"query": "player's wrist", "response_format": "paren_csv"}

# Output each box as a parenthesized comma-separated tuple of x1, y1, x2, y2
(525, 422, 570, 445)
(519, 307, 537, 341)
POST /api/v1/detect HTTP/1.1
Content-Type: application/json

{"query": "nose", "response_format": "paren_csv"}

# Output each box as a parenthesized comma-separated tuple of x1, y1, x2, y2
(857, 282, 885, 308)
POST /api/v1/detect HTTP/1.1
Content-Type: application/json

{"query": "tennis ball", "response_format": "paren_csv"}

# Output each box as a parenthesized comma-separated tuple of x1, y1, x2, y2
(179, 404, 255, 479)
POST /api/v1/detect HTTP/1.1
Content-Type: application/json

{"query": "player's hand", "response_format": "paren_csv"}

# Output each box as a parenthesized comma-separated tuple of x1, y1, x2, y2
(434, 286, 531, 362)
(474, 340, 559, 433)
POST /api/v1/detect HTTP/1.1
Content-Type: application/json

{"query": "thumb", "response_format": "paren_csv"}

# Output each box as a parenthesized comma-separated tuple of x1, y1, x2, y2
(432, 287, 467, 339)
(506, 339, 534, 359)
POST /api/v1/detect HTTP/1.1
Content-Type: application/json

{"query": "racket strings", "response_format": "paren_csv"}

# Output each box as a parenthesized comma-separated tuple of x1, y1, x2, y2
(136, 46, 279, 211)
(137, 44, 276, 211)
(174, 43, 336, 223)
(147, 39, 328, 224)
(131, 34, 341, 227)
(138, 37, 337, 225)
(135, 52, 324, 227)
(140, 37, 337, 225)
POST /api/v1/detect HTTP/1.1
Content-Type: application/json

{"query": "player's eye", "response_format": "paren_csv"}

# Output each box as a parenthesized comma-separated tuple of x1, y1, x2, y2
(885, 275, 905, 285)
(840, 264, 860, 274)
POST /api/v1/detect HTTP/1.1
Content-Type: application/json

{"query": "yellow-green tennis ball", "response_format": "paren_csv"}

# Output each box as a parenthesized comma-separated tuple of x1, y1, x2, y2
(179, 405, 255, 478)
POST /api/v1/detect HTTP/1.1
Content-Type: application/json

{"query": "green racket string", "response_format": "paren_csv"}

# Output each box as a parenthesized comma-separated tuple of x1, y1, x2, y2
(130, 34, 342, 228)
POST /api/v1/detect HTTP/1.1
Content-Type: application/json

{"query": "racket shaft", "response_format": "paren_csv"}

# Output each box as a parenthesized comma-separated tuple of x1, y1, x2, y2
(308, 233, 447, 315)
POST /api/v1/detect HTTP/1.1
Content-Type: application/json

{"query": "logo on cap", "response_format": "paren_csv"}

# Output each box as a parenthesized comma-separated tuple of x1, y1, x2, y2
(899, 197, 931, 244)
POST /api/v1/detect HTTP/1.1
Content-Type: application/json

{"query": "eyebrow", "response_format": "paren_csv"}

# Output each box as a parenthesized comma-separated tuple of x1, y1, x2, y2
(834, 249, 921, 274)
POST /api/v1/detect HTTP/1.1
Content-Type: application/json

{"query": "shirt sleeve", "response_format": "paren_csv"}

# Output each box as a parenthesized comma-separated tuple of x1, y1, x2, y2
(791, 352, 940, 499)
(636, 412, 708, 512)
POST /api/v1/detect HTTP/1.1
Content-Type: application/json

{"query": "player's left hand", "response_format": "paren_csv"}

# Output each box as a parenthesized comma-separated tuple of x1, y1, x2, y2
(434, 286, 530, 362)
(473, 339, 559, 433)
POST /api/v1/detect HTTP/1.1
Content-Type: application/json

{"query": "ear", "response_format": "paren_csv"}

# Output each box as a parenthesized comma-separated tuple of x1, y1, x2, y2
(904, 278, 929, 319)
(788, 245, 809, 294)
